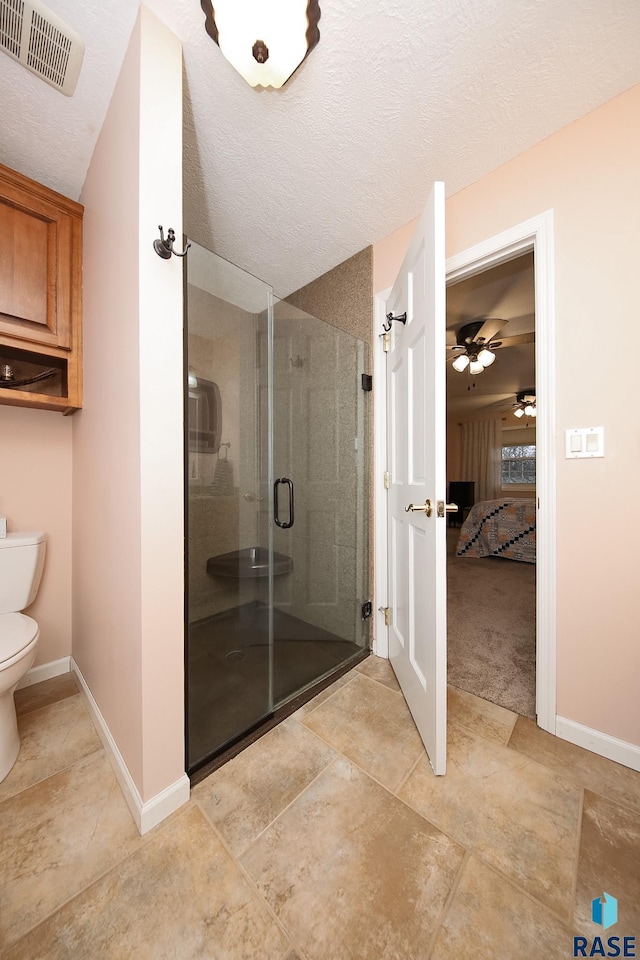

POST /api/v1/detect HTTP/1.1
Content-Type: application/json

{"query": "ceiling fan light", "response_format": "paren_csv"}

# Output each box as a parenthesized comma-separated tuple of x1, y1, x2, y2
(477, 347, 495, 367)
(201, 0, 321, 89)
(452, 354, 470, 373)
(514, 407, 525, 418)
(524, 404, 535, 416)
(469, 359, 484, 375)
(529, 406, 537, 417)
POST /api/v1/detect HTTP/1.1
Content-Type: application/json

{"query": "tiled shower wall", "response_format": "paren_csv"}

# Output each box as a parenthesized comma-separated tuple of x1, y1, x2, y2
(268, 309, 368, 642)
(285, 247, 374, 635)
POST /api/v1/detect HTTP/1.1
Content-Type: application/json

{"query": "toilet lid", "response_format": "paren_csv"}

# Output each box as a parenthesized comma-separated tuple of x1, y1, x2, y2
(0, 613, 38, 662)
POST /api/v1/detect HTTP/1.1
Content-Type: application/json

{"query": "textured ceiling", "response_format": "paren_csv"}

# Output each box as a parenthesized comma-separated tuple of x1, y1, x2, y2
(1, 0, 639, 297)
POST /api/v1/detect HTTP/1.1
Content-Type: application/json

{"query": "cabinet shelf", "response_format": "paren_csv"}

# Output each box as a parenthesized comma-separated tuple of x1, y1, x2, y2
(0, 164, 83, 413)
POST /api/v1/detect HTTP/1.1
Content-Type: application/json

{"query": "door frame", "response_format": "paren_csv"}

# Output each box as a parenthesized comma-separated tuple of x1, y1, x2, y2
(374, 209, 557, 734)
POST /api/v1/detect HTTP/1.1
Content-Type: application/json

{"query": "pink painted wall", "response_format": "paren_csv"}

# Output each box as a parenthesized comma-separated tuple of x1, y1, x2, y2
(74, 12, 143, 788)
(0, 406, 72, 665)
(136, 6, 185, 802)
(374, 84, 640, 747)
(74, 8, 184, 801)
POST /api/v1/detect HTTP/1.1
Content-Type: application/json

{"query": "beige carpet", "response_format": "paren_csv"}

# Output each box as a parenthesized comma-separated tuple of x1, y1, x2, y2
(447, 526, 536, 719)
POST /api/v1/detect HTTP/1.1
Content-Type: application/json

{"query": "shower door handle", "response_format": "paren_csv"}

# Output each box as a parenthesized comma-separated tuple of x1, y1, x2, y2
(274, 478, 294, 529)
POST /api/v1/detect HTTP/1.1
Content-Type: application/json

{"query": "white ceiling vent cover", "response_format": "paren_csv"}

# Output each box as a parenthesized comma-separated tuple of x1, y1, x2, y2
(0, 0, 84, 96)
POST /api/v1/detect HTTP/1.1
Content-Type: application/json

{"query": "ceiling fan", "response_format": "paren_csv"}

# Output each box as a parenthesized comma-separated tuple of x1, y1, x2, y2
(483, 388, 537, 418)
(446, 318, 534, 374)
(513, 389, 536, 418)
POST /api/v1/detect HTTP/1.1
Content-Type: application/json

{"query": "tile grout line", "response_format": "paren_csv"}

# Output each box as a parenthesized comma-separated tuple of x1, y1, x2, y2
(295, 673, 359, 721)
(194, 798, 313, 960)
(503, 738, 640, 819)
(14, 687, 80, 721)
(582, 786, 640, 819)
(3, 791, 197, 951)
(295, 663, 402, 727)
(353, 664, 404, 696)
(387, 758, 583, 929)
(296, 709, 426, 799)
(569, 786, 585, 926)
(392, 747, 424, 794)
(354, 668, 404, 696)
(484, 854, 580, 933)
(424, 848, 472, 960)
(447, 713, 517, 751)
(0, 742, 105, 810)
(228, 753, 342, 860)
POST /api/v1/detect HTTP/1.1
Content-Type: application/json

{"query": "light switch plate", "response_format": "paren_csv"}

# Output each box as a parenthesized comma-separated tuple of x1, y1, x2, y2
(565, 427, 604, 459)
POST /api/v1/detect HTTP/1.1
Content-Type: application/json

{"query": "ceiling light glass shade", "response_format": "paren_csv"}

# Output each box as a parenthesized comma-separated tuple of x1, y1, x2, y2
(529, 406, 537, 417)
(477, 347, 495, 367)
(514, 407, 525, 418)
(524, 404, 535, 416)
(469, 359, 484, 375)
(201, 0, 321, 89)
(452, 354, 470, 373)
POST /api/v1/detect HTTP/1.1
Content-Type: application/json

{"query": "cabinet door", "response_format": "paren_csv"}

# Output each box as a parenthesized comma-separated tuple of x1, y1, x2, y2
(0, 183, 73, 350)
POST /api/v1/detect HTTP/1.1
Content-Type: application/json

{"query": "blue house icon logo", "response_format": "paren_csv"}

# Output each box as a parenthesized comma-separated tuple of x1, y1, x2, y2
(592, 893, 618, 930)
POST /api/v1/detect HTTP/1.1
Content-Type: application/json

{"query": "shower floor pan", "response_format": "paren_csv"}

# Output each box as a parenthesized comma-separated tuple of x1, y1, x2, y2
(188, 601, 363, 770)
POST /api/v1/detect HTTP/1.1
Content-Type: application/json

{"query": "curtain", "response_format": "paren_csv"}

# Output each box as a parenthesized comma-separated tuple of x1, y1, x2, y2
(460, 419, 502, 503)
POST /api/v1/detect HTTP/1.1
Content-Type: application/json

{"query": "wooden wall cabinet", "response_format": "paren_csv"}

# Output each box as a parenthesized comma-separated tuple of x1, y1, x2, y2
(0, 163, 83, 414)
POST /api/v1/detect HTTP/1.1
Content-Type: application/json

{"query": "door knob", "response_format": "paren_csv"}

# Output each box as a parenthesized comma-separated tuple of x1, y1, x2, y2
(405, 499, 433, 517)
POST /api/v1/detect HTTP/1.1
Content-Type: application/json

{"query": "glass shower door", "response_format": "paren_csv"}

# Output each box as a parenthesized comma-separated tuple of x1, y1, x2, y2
(186, 244, 370, 774)
(186, 243, 275, 770)
(269, 298, 369, 707)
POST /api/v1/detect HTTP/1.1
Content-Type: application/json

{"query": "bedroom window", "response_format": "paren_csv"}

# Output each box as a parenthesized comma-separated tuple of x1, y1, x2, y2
(502, 444, 536, 484)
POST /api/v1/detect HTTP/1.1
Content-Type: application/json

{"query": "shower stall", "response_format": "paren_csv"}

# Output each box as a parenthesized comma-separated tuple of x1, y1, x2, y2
(185, 242, 370, 774)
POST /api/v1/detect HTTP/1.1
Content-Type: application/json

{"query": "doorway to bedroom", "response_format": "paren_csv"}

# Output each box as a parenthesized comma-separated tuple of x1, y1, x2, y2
(445, 251, 537, 719)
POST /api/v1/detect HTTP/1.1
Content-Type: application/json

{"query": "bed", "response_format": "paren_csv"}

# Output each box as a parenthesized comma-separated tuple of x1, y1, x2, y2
(456, 498, 536, 563)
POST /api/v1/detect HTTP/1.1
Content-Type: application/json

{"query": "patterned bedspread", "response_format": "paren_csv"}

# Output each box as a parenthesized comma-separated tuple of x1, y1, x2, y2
(456, 499, 536, 563)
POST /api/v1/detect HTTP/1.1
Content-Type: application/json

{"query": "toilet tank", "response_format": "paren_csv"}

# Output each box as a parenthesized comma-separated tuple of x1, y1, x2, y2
(0, 532, 47, 614)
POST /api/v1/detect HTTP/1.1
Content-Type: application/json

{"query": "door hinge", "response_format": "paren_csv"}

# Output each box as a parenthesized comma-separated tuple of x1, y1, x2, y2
(383, 471, 390, 489)
(382, 332, 390, 353)
(361, 600, 373, 620)
(379, 606, 391, 627)
(361, 373, 373, 392)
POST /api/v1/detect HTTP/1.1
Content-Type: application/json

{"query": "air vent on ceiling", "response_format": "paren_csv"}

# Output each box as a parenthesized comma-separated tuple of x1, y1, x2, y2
(0, 0, 84, 96)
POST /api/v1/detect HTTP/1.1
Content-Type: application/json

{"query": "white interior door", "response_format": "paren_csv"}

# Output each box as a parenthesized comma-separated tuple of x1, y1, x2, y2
(386, 182, 448, 775)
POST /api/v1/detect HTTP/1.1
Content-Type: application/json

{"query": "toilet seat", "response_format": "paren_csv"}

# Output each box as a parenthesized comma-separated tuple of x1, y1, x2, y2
(0, 613, 39, 666)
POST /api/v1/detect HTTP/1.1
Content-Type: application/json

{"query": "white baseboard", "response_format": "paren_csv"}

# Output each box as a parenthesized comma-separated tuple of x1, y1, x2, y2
(556, 716, 640, 773)
(71, 657, 190, 835)
(17, 656, 71, 689)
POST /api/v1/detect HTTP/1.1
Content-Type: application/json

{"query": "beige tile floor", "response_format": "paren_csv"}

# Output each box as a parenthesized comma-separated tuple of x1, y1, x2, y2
(2, 660, 639, 958)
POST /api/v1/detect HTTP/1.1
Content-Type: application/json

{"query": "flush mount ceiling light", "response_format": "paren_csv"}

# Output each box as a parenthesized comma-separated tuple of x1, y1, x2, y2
(201, 0, 321, 89)
(513, 390, 536, 418)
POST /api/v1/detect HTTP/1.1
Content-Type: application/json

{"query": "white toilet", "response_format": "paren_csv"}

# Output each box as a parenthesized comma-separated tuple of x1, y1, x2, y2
(0, 532, 46, 782)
